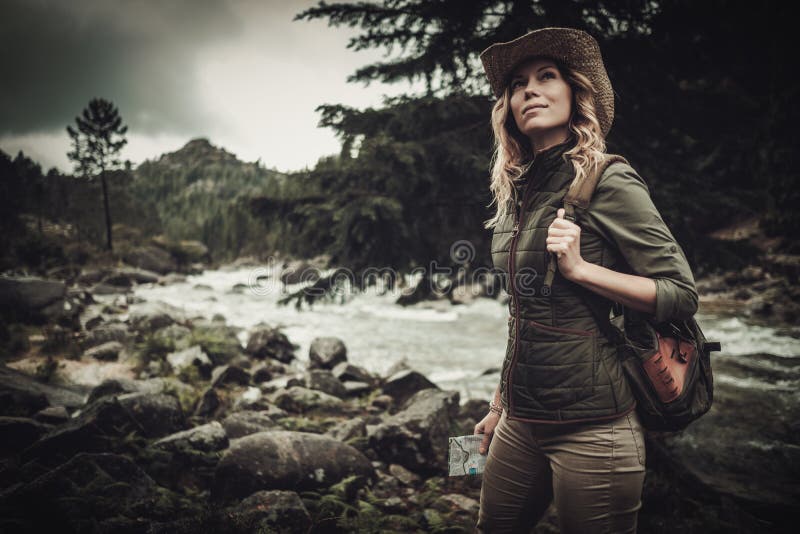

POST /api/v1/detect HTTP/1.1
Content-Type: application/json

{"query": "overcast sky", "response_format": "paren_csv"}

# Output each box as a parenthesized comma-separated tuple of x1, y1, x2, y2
(0, 0, 422, 173)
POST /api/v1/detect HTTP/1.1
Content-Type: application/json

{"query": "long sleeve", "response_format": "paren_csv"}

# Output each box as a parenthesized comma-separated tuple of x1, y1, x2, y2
(579, 162, 699, 323)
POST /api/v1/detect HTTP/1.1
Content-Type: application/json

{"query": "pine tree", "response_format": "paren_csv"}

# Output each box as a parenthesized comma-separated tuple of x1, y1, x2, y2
(66, 98, 128, 251)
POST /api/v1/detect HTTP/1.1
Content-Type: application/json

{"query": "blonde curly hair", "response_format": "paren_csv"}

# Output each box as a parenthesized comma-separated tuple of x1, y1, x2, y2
(484, 58, 607, 229)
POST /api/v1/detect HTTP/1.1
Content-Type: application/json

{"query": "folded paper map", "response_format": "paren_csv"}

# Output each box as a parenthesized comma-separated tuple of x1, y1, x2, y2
(448, 435, 486, 476)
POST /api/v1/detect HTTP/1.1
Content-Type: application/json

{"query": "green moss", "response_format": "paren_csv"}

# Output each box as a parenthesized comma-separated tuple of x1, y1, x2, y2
(187, 326, 241, 364)
(133, 332, 174, 370)
(176, 363, 202, 385)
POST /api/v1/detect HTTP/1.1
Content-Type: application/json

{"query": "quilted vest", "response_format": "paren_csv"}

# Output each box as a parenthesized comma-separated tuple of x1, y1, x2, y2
(491, 139, 636, 423)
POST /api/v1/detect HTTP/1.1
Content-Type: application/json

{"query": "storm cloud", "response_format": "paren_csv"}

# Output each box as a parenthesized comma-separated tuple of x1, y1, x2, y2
(0, 0, 241, 135)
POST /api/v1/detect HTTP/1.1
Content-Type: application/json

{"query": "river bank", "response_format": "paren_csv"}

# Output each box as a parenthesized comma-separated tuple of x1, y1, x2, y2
(1, 256, 798, 532)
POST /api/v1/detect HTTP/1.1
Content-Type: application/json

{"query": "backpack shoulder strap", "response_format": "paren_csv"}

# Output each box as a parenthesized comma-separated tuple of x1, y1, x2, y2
(563, 154, 630, 216)
(542, 154, 630, 289)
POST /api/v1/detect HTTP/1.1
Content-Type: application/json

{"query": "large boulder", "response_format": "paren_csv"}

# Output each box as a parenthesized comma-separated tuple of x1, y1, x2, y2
(645, 356, 800, 530)
(0, 452, 184, 532)
(115, 392, 186, 438)
(22, 391, 185, 466)
(245, 325, 296, 363)
(308, 337, 347, 370)
(0, 276, 66, 323)
(21, 396, 144, 466)
(145, 421, 229, 493)
(211, 431, 374, 502)
(381, 369, 439, 407)
(0, 416, 51, 456)
(0, 364, 85, 413)
(367, 388, 460, 475)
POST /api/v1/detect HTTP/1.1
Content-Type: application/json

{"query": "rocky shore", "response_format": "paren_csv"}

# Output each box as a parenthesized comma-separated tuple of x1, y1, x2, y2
(1, 255, 798, 533)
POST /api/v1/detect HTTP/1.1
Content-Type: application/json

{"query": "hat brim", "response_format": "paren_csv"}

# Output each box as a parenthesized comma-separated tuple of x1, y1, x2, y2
(479, 27, 614, 137)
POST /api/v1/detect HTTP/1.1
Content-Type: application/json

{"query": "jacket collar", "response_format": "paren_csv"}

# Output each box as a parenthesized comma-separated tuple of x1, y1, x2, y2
(513, 135, 576, 193)
(533, 135, 575, 174)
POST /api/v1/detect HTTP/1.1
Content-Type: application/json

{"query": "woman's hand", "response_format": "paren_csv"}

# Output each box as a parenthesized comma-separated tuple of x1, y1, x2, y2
(474, 411, 501, 455)
(546, 208, 586, 281)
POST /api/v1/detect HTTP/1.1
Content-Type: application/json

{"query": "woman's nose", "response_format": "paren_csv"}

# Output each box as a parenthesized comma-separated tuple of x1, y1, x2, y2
(524, 85, 539, 98)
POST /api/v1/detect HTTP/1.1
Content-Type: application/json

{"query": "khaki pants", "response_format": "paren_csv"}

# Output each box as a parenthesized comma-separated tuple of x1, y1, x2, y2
(477, 409, 646, 533)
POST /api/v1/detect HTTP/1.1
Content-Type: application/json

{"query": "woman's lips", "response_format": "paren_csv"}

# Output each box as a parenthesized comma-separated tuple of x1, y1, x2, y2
(523, 105, 546, 116)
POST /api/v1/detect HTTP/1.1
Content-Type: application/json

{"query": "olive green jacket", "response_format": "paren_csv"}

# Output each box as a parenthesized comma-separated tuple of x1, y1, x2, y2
(491, 139, 698, 423)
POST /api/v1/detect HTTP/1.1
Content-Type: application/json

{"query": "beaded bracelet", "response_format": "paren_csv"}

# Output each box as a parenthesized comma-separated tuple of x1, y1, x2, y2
(489, 399, 503, 415)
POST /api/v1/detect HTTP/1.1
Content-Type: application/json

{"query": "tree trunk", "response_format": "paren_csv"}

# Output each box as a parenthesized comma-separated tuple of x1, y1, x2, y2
(100, 168, 113, 251)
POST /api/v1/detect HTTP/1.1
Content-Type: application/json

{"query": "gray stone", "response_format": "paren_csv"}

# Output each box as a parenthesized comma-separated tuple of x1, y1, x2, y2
(381, 369, 439, 407)
(220, 411, 277, 439)
(269, 386, 344, 414)
(84, 340, 124, 361)
(279, 260, 319, 285)
(211, 431, 374, 502)
(0, 364, 84, 412)
(116, 392, 186, 438)
(306, 369, 347, 398)
(0, 276, 65, 323)
(86, 377, 165, 404)
(22, 396, 143, 466)
(33, 405, 70, 425)
(368, 388, 460, 474)
(326, 416, 366, 442)
(245, 325, 296, 363)
(308, 337, 347, 370)
(128, 310, 176, 333)
(210, 365, 251, 388)
(332, 361, 376, 385)
(440, 493, 480, 514)
(342, 381, 372, 396)
(102, 267, 160, 286)
(122, 245, 177, 274)
(83, 323, 129, 348)
(229, 490, 311, 533)
(152, 421, 228, 452)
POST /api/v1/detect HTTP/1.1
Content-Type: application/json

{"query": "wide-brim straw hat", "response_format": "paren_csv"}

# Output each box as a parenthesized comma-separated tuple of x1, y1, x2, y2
(479, 27, 615, 137)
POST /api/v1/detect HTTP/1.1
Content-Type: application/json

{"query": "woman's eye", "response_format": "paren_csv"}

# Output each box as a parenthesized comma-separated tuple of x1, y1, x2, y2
(511, 80, 525, 89)
(540, 71, 555, 80)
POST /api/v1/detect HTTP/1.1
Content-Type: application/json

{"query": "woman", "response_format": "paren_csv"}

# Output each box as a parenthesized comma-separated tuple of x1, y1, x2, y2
(472, 28, 698, 533)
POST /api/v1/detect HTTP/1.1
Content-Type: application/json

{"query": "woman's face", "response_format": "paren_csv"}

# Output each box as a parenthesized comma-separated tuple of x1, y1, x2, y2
(508, 57, 573, 149)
